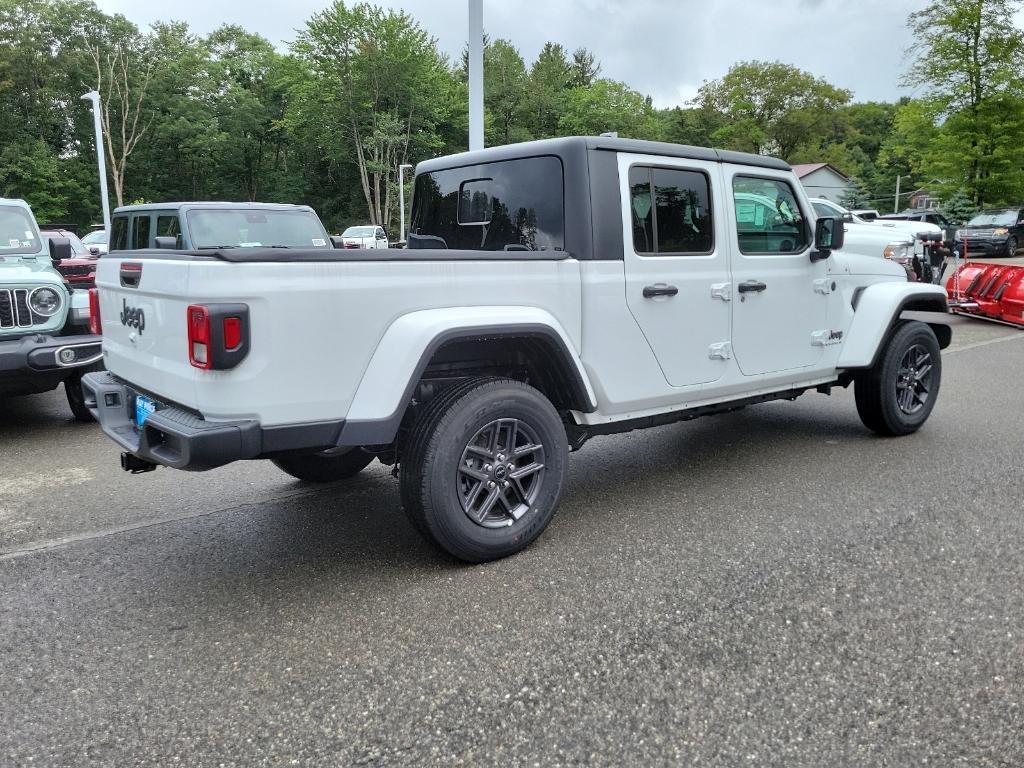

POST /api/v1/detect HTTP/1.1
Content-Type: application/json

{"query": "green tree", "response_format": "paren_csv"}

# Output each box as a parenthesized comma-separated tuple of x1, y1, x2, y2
(292, 1, 451, 228)
(569, 47, 600, 88)
(903, 0, 1024, 205)
(483, 39, 529, 145)
(525, 42, 571, 138)
(558, 79, 658, 139)
(696, 61, 852, 157)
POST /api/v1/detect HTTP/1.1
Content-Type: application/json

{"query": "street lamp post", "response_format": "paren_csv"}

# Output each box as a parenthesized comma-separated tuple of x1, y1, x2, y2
(468, 0, 484, 151)
(80, 90, 111, 237)
(398, 163, 414, 244)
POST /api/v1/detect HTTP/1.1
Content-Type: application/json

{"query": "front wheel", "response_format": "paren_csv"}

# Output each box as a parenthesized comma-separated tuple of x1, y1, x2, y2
(65, 368, 100, 423)
(272, 448, 375, 483)
(1007, 236, 1019, 257)
(854, 321, 942, 436)
(400, 378, 568, 563)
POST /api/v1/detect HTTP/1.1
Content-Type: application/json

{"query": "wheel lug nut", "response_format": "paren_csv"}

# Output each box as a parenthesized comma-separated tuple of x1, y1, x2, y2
(497, 454, 505, 461)
(484, 464, 493, 472)
(488, 481, 496, 488)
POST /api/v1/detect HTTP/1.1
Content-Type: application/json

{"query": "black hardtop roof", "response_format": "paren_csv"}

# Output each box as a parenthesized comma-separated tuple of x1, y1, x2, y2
(415, 136, 791, 174)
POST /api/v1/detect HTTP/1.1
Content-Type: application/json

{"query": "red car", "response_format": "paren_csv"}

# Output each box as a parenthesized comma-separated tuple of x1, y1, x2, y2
(40, 229, 98, 289)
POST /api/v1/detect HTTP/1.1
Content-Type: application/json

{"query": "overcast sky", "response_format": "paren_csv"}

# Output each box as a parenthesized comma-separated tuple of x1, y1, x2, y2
(94, 0, 952, 107)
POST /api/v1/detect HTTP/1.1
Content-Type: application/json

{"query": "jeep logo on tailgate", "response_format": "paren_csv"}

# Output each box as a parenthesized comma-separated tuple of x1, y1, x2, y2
(120, 299, 145, 335)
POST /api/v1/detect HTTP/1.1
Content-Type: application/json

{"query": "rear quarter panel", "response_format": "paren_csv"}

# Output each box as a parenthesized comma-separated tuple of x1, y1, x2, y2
(99, 255, 583, 427)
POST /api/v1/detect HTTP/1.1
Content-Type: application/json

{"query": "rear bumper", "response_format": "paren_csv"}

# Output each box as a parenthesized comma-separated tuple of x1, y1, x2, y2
(0, 333, 103, 395)
(82, 371, 345, 472)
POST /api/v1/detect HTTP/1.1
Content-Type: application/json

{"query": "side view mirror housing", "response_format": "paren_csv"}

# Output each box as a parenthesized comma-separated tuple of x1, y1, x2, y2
(154, 235, 177, 249)
(330, 235, 346, 249)
(843, 212, 854, 223)
(48, 236, 72, 266)
(811, 216, 844, 262)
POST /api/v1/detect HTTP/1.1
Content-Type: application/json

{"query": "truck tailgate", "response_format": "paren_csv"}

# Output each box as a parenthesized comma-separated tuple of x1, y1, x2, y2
(95, 256, 199, 409)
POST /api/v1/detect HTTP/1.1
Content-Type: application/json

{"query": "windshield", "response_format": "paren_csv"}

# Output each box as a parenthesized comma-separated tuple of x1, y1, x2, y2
(41, 230, 88, 255)
(812, 201, 844, 218)
(186, 209, 329, 249)
(0, 205, 41, 256)
(82, 230, 107, 245)
(343, 226, 376, 237)
(967, 210, 1017, 227)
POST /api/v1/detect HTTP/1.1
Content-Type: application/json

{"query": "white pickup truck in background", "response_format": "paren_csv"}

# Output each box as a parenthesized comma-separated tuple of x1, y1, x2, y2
(84, 136, 950, 562)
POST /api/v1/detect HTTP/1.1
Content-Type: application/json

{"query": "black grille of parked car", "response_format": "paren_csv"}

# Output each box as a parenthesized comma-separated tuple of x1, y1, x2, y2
(0, 288, 48, 329)
(61, 264, 94, 277)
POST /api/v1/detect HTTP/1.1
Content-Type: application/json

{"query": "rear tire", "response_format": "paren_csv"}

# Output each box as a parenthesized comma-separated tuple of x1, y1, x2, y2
(272, 448, 375, 483)
(854, 321, 941, 436)
(400, 378, 568, 563)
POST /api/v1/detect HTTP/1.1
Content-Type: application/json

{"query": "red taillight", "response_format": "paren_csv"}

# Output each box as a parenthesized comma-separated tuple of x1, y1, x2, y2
(187, 304, 249, 370)
(188, 305, 211, 369)
(88, 288, 101, 335)
(223, 317, 242, 350)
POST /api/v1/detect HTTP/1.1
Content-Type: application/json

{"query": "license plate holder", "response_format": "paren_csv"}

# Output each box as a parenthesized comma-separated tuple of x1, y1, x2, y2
(135, 394, 157, 427)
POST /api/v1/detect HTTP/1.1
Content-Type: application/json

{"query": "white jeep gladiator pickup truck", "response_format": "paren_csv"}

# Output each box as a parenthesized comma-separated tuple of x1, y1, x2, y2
(84, 137, 950, 562)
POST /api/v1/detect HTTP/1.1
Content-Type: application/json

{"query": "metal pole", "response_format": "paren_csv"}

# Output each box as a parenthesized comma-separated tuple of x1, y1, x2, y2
(894, 174, 901, 214)
(468, 0, 484, 151)
(398, 164, 413, 244)
(80, 91, 111, 236)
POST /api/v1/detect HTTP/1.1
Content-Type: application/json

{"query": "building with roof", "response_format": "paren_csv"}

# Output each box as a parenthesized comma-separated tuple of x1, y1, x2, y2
(792, 163, 852, 203)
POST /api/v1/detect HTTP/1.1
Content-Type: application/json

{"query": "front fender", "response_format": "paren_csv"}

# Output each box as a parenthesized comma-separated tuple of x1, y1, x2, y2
(338, 306, 595, 446)
(837, 282, 948, 369)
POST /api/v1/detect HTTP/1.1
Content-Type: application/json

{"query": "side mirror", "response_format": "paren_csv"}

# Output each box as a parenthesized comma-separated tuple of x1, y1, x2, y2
(330, 235, 346, 249)
(843, 212, 854, 223)
(88, 245, 100, 256)
(48, 236, 72, 266)
(154, 235, 177, 249)
(812, 216, 844, 262)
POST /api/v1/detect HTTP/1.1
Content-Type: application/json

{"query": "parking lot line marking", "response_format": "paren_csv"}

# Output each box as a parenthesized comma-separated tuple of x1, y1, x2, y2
(946, 331, 1024, 355)
(0, 478, 382, 562)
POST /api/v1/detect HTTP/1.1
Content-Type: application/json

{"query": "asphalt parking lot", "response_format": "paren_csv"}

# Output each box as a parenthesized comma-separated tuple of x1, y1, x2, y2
(1, 317, 1022, 766)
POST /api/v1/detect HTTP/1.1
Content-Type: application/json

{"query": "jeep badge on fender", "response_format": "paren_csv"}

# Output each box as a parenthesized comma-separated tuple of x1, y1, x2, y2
(120, 299, 145, 335)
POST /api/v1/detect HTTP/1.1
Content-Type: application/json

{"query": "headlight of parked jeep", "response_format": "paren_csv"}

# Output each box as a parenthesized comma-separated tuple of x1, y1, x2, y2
(993, 227, 1009, 236)
(29, 286, 63, 317)
(883, 242, 913, 264)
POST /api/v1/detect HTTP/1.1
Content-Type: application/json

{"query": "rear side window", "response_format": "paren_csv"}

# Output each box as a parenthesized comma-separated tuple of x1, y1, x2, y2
(733, 177, 809, 255)
(410, 156, 564, 251)
(131, 214, 151, 249)
(629, 166, 713, 255)
(110, 216, 129, 251)
(156, 214, 182, 248)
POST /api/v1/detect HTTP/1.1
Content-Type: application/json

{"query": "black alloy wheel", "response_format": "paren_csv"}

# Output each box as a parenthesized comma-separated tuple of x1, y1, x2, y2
(457, 418, 546, 529)
(894, 343, 934, 416)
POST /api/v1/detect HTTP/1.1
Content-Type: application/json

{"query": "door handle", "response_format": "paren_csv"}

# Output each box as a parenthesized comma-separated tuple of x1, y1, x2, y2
(643, 283, 679, 299)
(737, 280, 768, 294)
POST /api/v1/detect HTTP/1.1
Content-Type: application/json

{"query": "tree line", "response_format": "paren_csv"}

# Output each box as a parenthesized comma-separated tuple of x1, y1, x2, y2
(1, 0, 1022, 233)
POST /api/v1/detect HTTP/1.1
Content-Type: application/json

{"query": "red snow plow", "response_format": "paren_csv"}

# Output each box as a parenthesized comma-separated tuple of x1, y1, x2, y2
(946, 261, 1024, 327)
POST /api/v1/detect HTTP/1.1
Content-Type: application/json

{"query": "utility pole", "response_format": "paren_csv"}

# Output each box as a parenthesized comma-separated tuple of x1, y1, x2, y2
(894, 175, 901, 214)
(80, 90, 111, 236)
(468, 0, 484, 151)
(398, 163, 413, 244)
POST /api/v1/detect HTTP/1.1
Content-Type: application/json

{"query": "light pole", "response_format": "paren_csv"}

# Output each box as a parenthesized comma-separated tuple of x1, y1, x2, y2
(80, 90, 111, 236)
(468, 0, 484, 151)
(398, 163, 414, 244)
